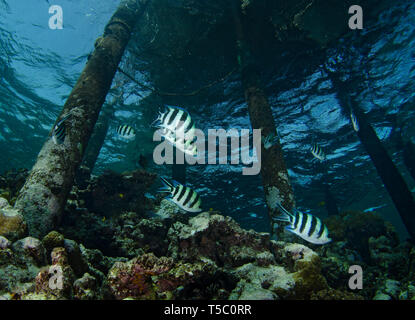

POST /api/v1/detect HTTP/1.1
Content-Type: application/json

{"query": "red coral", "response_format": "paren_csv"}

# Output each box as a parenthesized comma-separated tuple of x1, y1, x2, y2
(108, 254, 174, 299)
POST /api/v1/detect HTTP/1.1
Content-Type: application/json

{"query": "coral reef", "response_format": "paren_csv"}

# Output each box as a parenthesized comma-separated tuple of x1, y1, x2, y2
(0, 236, 42, 299)
(0, 169, 413, 300)
(105, 211, 361, 300)
(324, 210, 388, 261)
(0, 211, 348, 300)
(0, 232, 126, 300)
(166, 212, 274, 268)
(73, 272, 98, 300)
(57, 169, 157, 256)
(112, 214, 171, 258)
(42, 231, 65, 254)
(318, 210, 414, 300)
(0, 197, 27, 241)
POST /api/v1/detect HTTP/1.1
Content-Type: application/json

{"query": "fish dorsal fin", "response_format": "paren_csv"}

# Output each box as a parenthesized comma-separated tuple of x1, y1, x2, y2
(164, 105, 175, 112)
(167, 105, 188, 113)
(273, 214, 291, 223)
(51, 112, 71, 140)
(170, 179, 183, 188)
(276, 202, 294, 218)
(273, 202, 295, 223)
(53, 113, 71, 130)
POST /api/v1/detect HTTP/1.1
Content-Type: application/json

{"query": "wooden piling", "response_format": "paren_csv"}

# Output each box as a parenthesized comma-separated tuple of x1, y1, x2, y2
(14, 0, 149, 237)
(232, 4, 295, 236)
(331, 74, 415, 240)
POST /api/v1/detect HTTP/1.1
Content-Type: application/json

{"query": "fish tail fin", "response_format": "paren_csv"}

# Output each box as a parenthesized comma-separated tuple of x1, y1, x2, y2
(276, 201, 293, 216)
(151, 108, 167, 127)
(273, 214, 291, 223)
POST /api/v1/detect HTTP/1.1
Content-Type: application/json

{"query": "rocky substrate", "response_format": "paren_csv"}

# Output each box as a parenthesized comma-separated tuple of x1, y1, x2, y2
(318, 211, 415, 300)
(4, 197, 412, 300)
(0, 208, 361, 300)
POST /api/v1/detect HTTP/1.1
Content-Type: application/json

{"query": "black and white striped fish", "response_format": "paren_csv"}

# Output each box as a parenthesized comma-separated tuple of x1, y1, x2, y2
(116, 124, 136, 140)
(274, 202, 331, 245)
(310, 143, 326, 161)
(158, 177, 202, 213)
(52, 114, 71, 145)
(153, 106, 197, 155)
(154, 106, 195, 138)
(164, 128, 198, 156)
(350, 112, 359, 132)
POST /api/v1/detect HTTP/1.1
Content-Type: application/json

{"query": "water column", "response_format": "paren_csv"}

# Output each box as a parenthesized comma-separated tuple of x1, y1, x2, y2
(320, 164, 339, 216)
(330, 72, 415, 240)
(172, 148, 186, 184)
(81, 101, 115, 174)
(14, 0, 149, 238)
(232, 4, 295, 236)
(322, 183, 339, 216)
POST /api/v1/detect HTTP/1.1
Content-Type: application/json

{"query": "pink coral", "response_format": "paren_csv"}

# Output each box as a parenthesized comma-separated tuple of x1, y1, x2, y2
(108, 254, 174, 299)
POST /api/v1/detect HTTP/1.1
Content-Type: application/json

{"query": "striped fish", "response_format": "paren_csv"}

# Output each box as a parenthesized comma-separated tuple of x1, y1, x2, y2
(310, 143, 326, 161)
(52, 114, 71, 145)
(164, 128, 198, 156)
(154, 106, 195, 138)
(116, 124, 136, 140)
(158, 177, 202, 213)
(274, 202, 331, 245)
(153, 106, 197, 155)
(350, 112, 359, 132)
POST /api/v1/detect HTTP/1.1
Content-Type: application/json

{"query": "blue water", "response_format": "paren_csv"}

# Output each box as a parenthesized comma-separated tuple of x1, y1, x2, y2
(1, 0, 415, 239)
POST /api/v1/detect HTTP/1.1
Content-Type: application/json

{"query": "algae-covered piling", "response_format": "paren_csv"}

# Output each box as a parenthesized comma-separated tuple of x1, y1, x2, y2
(331, 73, 415, 240)
(232, 3, 295, 235)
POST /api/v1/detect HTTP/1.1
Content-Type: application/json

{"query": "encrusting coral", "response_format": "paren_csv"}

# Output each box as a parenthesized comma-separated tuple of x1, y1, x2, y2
(0, 197, 27, 241)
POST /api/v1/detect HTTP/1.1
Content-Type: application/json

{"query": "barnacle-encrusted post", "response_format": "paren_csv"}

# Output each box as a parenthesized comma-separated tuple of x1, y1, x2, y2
(242, 65, 296, 235)
(232, 4, 295, 236)
(14, 0, 149, 238)
(331, 73, 415, 240)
